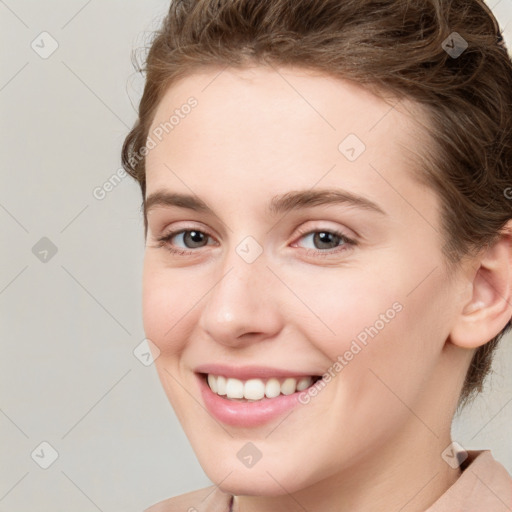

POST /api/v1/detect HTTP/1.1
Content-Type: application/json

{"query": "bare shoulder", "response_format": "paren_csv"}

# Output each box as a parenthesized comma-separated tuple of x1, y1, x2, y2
(144, 485, 232, 512)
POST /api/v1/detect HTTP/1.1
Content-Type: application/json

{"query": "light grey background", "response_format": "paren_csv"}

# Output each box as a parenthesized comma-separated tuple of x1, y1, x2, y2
(1, 1, 511, 510)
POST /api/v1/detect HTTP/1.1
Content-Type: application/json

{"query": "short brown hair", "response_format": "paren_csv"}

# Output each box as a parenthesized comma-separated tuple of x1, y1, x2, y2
(121, 0, 512, 408)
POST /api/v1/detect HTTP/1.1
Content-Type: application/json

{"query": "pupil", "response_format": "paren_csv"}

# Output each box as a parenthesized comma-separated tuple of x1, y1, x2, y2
(316, 232, 339, 249)
(186, 231, 206, 248)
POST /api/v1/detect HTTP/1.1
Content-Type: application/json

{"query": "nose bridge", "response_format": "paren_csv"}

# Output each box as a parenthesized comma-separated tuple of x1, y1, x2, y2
(199, 239, 281, 343)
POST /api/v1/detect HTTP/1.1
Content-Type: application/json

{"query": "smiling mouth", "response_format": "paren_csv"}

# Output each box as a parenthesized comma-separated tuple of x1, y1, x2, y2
(201, 373, 323, 402)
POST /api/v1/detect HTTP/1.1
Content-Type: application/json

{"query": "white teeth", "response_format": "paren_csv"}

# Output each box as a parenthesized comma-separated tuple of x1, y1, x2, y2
(265, 378, 281, 398)
(206, 374, 315, 401)
(244, 379, 266, 400)
(281, 378, 297, 395)
(226, 378, 244, 398)
(217, 375, 227, 395)
(296, 377, 312, 391)
(207, 374, 217, 393)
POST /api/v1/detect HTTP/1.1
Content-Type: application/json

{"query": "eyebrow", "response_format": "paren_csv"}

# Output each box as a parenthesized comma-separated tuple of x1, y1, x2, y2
(144, 188, 386, 220)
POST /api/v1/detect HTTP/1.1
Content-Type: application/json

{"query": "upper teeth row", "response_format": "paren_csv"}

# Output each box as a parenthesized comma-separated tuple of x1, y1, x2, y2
(207, 374, 314, 400)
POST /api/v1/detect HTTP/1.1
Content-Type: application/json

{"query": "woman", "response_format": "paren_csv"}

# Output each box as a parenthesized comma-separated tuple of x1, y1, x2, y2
(122, 0, 512, 510)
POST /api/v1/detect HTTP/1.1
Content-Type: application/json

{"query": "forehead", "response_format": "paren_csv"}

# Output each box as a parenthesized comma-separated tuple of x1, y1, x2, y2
(145, 65, 433, 221)
(147, 65, 426, 168)
(151, 65, 419, 133)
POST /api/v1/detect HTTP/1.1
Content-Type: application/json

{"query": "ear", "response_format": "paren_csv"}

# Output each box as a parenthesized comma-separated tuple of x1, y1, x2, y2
(450, 220, 512, 349)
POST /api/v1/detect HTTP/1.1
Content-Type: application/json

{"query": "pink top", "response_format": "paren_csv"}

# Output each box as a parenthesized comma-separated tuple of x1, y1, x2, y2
(145, 450, 512, 512)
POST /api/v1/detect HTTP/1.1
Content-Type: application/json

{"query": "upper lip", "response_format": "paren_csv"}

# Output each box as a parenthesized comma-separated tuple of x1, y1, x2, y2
(195, 364, 321, 380)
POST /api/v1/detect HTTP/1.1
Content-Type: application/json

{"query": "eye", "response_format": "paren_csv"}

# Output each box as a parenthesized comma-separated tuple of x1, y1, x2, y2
(154, 226, 357, 257)
(156, 228, 215, 256)
(292, 227, 356, 255)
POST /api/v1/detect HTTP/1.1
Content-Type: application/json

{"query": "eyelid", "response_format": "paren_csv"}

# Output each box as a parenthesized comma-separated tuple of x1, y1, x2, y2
(151, 221, 214, 241)
(293, 222, 356, 241)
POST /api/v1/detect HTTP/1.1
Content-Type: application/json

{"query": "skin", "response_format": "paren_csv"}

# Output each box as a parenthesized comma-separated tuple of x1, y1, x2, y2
(142, 65, 512, 512)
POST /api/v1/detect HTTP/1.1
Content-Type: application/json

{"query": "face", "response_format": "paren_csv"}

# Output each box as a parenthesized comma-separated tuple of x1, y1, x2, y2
(142, 66, 467, 497)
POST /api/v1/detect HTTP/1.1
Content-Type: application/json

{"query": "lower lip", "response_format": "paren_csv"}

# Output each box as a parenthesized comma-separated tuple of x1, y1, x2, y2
(197, 373, 308, 427)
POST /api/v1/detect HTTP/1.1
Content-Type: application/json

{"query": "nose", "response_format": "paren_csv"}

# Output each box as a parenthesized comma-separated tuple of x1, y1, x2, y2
(198, 246, 283, 348)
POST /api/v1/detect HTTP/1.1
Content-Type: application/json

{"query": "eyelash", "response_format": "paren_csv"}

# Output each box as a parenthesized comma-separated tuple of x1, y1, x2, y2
(155, 226, 357, 258)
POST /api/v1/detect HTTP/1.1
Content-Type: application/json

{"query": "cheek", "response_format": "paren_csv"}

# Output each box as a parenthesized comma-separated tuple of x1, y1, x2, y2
(337, 274, 452, 413)
(142, 257, 193, 356)
(299, 269, 405, 358)
(303, 261, 448, 395)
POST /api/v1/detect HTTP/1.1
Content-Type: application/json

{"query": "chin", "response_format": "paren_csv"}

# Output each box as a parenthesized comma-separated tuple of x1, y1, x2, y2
(201, 458, 314, 497)
(216, 477, 298, 498)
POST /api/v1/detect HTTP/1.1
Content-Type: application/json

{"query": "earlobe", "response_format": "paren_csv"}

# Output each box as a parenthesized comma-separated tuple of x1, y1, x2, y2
(450, 223, 512, 349)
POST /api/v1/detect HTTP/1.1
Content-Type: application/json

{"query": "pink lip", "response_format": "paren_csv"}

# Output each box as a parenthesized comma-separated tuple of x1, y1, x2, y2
(195, 372, 312, 427)
(194, 363, 318, 380)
